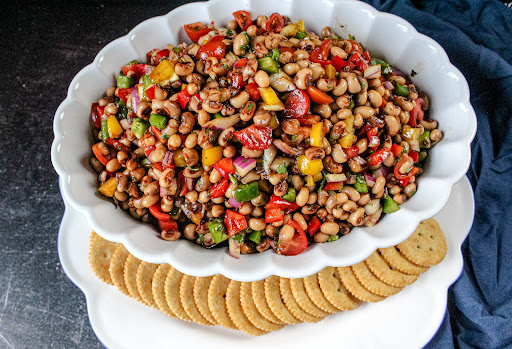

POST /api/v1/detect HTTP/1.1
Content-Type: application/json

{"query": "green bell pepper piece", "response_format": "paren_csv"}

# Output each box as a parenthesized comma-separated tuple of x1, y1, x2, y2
(149, 113, 167, 130)
(327, 235, 339, 242)
(141, 75, 152, 101)
(269, 48, 280, 63)
(348, 98, 355, 111)
(248, 230, 262, 244)
(370, 58, 393, 75)
(126, 59, 138, 65)
(117, 75, 135, 88)
(233, 181, 260, 202)
(117, 99, 127, 119)
(394, 82, 410, 97)
(282, 187, 296, 202)
(208, 218, 228, 244)
(101, 119, 109, 141)
(232, 234, 244, 244)
(131, 118, 150, 139)
(257, 57, 280, 75)
(294, 31, 307, 39)
(383, 196, 401, 214)
(213, 112, 223, 119)
(418, 130, 431, 148)
(354, 174, 368, 193)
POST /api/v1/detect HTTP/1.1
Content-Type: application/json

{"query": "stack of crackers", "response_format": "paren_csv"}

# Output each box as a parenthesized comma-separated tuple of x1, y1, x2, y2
(89, 219, 447, 336)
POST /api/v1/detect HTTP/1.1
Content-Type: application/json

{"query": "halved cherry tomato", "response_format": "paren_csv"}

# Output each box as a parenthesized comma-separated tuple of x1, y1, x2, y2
(225, 209, 248, 237)
(310, 39, 332, 66)
(391, 143, 404, 157)
(150, 204, 171, 222)
(209, 176, 229, 198)
(394, 154, 419, 180)
(346, 145, 359, 159)
(323, 182, 343, 191)
(307, 216, 322, 237)
(409, 98, 425, 127)
(233, 11, 252, 31)
(266, 13, 284, 33)
(283, 89, 310, 118)
(184, 22, 212, 43)
(245, 82, 261, 101)
(367, 148, 391, 166)
(146, 49, 170, 64)
(92, 143, 112, 166)
(196, 36, 226, 60)
(90, 103, 101, 129)
(306, 86, 334, 104)
(265, 207, 284, 223)
(331, 55, 346, 71)
(277, 226, 308, 256)
(105, 138, 130, 153)
(265, 195, 299, 214)
(176, 89, 192, 109)
(117, 88, 132, 104)
(347, 39, 363, 54)
(159, 219, 178, 231)
(234, 125, 272, 150)
(362, 50, 371, 62)
(213, 158, 235, 177)
(348, 52, 369, 72)
(297, 114, 321, 126)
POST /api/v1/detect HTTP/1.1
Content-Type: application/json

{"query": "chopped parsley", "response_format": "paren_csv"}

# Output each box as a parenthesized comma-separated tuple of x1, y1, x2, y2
(226, 29, 234, 36)
(240, 44, 250, 55)
(411, 69, 417, 77)
(290, 134, 298, 142)
(223, 64, 230, 70)
(348, 34, 355, 40)
(277, 163, 288, 174)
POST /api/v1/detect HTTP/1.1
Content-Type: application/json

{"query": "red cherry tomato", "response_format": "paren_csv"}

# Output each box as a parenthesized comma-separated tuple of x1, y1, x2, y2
(310, 39, 332, 66)
(346, 145, 359, 159)
(184, 22, 212, 43)
(105, 138, 130, 153)
(323, 182, 343, 191)
(283, 89, 310, 118)
(347, 39, 363, 54)
(224, 209, 248, 237)
(265, 208, 284, 223)
(306, 86, 334, 105)
(90, 103, 101, 129)
(265, 195, 299, 214)
(277, 225, 308, 256)
(233, 11, 252, 31)
(245, 82, 261, 101)
(117, 88, 132, 104)
(234, 125, 272, 150)
(266, 13, 284, 33)
(209, 177, 229, 198)
(213, 158, 235, 177)
(92, 143, 112, 166)
(150, 205, 171, 222)
(158, 219, 178, 232)
(196, 36, 226, 60)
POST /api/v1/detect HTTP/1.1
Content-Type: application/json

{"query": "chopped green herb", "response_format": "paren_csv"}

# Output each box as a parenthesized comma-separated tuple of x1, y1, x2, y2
(160, 132, 170, 140)
(327, 235, 339, 242)
(228, 173, 238, 185)
(223, 63, 230, 70)
(327, 35, 339, 40)
(169, 206, 181, 219)
(240, 44, 250, 55)
(348, 98, 355, 111)
(244, 32, 250, 44)
(270, 48, 281, 63)
(411, 69, 417, 77)
(126, 59, 138, 65)
(232, 234, 244, 244)
(173, 47, 180, 53)
(290, 134, 298, 142)
(371, 58, 393, 75)
(247, 102, 254, 111)
(277, 163, 288, 174)
(117, 99, 127, 119)
(213, 112, 224, 119)
(348, 34, 355, 40)
(317, 170, 328, 193)
(226, 29, 234, 36)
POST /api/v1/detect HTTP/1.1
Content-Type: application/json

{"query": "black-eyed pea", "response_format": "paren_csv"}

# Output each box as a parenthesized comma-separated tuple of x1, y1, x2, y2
(283, 63, 300, 76)
(292, 213, 308, 231)
(394, 96, 414, 112)
(239, 202, 253, 216)
(314, 232, 330, 243)
(223, 145, 236, 158)
(106, 158, 121, 172)
(279, 224, 295, 242)
(252, 206, 263, 217)
(209, 168, 222, 184)
(307, 192, 317, 205)
(249, 218, 266, 231)
(317, 79, 336, 92)
(297, 59, 310, 69)
(254, 70, 270, 88)
(321, 221, 339, 235)
(372, 176, 386, 194)
(354, 113, 364, 128)
(296, 187, 309, 207)
(332, 78, 348, 96)
(389, 75, 406, 85)
(393, 193, 407, 205)
(404, 183, 417, 198)
(383, 153, 395, 167)
(330, 46, 347, 59)
(185, 190, 199, 202)
(342, 186, 360, 202)
(430, 129, 443, 142)
(357, 193, 371, 206)
(336, 192, 348, 205)
(346, 73, 361, 93)
(385, 115, 401, 136)
(356, 138, 368, 154)
(198, 191, 209, 203)
(184, 224, 197, 240)
(142, 194, 160, 208)
(309, 63, 325, 81)
(342, 200, 357, 213)
(294, 68, 313, 89)
(347, 207, 365, 226)
(336, 96, 351, 110)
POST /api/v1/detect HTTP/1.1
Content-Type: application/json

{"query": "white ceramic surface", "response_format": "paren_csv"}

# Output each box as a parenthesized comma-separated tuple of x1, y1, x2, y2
(58, 177, 475, 349)
(52, 0, 476, 281)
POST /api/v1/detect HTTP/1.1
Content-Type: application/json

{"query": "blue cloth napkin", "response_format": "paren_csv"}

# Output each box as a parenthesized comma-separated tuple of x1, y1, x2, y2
(363, 0, 512, 347)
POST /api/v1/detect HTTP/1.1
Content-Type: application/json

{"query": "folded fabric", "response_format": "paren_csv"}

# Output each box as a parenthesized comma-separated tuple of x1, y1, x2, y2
(363, 1, 512, 348)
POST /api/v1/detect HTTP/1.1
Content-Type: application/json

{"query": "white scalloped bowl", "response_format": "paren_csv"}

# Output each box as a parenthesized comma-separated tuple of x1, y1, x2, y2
(51, 0, 476, 281)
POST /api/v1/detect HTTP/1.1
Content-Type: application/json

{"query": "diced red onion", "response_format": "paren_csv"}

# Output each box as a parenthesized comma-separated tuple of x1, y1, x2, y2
(380, 165, 391, 177)
(269, 240, 277, 251)
(233, 156, 257, 177)
(383, 81, 394, 90)
(99, 171, 108, 183)
(364, 65, 381, 79)
(131, 85, 141, 111)
(365, 172, 376, 187)
(392, 68, 406, 78)
(203, 114, 241, 130)
(228, 239, 240, 259)
(163, 151, 172, 167)
(147, 150, 155, 163)
(141, 65, 155, 76)
(160, 186, 171, 197)
(228, 196, 242, 208)
(326, 173, 347, 182)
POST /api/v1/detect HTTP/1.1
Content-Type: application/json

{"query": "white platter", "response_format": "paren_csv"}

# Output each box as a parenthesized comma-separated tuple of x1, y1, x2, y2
(58, 176, 474, 349)
(51, 0, 476, 280)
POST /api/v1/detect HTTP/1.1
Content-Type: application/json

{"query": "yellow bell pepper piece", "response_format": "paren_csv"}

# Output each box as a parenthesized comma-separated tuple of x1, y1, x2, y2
(149, 60, 179, 86)
(340, 115, 356, 148)
(325, 64, 336, 80)
(181, 83, 187, 91)
(313, 172, 323, 182)
(402, 125, 422, 141)
(260, 87, 280, 105)
(305, 175, 315, 187)
(174, 149, 187, 167)
(280, 24, 298, 37)
(98, 177, 117, 197)
(297, 155, 324, 176)
(106, 116, 123, 138)
(202, 146, 223, 166)
(270, 115, 280, 130)
(310, 122, 324, 147)
(295, 19, 305, 32)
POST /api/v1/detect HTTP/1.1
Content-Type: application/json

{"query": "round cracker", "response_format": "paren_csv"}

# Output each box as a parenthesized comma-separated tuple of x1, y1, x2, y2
(317, 267, 361, 311)
(193, 277, 218, 325)
(151, 264, 177, 318)
(180, 275, 213, 326)
(352, 261, 403, 297)
(251, 280, 286, 325)
(289, 278, 330, 318)
(164, 267, 192, 322)
(365, 251, 418, 287)
(207, 275, 237, 329)
(264, 276, 301, 324)
(109, 244, 131, 296)
(379, 246, 429, 275)
(279, 278, 325, 323)
(303, 274, 342, 314)
(240, 282, 285, 332)
(337, 266, 386, 303)
(136, 261, 159, 308)
(89, 232, 118, 285)
(397, 218, 447, 267)
(124, 254, 146, 304)
(226, 281, 269, 336)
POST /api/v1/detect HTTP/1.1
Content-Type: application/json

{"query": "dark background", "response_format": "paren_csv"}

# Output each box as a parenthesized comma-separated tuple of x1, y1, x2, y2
(1, 1, 510, 348)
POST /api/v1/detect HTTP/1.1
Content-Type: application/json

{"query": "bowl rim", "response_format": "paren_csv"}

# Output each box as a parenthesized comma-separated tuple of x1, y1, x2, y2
(51, 0, 476, 281)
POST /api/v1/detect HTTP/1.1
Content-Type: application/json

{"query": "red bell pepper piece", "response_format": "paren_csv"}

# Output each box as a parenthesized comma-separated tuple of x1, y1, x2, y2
(145, 85, 155, 101)
(184, 22, 212, 43)
(92, 143, 112, 166)
(176, 89, 192, 109)
(156, 49, 169, 60)
(196, 36, 226, 61)
(144, 145, 156, 158)
(346, 145, 359, 159)
(158, 219, 178, 232)
(265, 195, 299, 214)
(209, 177, 229, 199)
(117, 88, 132, 103)
(229, 72, 246, 89)
(348, 52, 369, 72)
(233, 11, 253, 31)
(323, 182, 343, 191)
(105, 138, 130, 153)
(306, 86, 334, 104)
(90, 103, 101, 129)
(266, 13, 284, 33)
(234, 125, 272, 150)
(150, 204, 171, 222)
(310, 39, 332, 66)
(367, 148, 392, 166)
(234, 58, 248, 67)
(399, 177, 410, 187)
(362, 50, 371, 62)
(391, 143, 404, 157)
(121, 64, 153, 78)
(265, 208, 284, 223)
(409, 98, 425, 127)
(150, 126, 165, 144)
(277, 227, 308, 256)
(213, 158, 235, 177)
(331, 55, 347, 71)
(307, 216, 322, 237)
(366, 126, 380, 148)
(224, 209, 248, 237)
(284, 89, 310, 118)
(408, 151, 419, 163)
(245, 82, 261, 101)
(347, 39, 363, 54)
